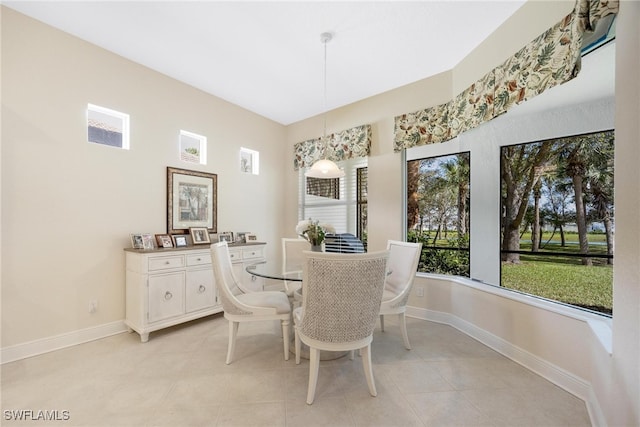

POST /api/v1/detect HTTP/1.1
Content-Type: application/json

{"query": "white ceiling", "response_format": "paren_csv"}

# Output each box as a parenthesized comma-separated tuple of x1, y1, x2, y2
(4, 0, 529, 125)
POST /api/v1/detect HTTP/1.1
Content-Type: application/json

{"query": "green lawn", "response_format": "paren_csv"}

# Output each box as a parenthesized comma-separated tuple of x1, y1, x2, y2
(502, 256, 613, 315)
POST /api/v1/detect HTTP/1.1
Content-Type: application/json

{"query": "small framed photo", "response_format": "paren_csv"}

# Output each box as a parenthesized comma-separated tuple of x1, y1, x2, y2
(131, 233, 155, 250)
(173, 234, 188, 247)
(218, 232, 233, 243)
(190, 227, 211, 245)
(245, 233, 258, 242)
(236, 232, 250, 243)
(155, 234, 174, 248)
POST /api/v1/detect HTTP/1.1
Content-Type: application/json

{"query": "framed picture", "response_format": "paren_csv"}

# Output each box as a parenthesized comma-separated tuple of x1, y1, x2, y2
(235, 231, 249, 243)
(218, 232, 233, 243)
(190, 227, 211, 245)
(167, 167, 217, 234)
(172, 234, 188, 247)
(245, 233, 258, 242)
(155, 234, 174, 248)
(131, 233, 155, 250)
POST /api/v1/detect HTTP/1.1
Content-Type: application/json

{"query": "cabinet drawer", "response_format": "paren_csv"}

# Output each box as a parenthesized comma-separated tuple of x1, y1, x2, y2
(187, 253, 211, 267)
(148, 255, 185, 271)
(242, 247, 264, 260)
(228, 249, 241, 262)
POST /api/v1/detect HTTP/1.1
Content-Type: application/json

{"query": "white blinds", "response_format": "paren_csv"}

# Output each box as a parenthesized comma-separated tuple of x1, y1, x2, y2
(298, 157, 367, 235)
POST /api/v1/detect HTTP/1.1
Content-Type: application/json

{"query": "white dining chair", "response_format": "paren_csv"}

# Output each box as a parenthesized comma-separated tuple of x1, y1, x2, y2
(281, 238, 310, 298)
(210, 242, 291, 364)
(379, 240, 423, 350)
(294, 250, 389, 404)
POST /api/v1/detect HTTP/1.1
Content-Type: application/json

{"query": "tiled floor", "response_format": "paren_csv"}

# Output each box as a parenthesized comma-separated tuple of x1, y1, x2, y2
(1, 315, 591, 426)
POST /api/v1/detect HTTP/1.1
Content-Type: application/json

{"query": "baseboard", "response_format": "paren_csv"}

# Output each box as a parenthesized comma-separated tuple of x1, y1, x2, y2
(1, 320, 128, 364)
(406, 306, 603, 426)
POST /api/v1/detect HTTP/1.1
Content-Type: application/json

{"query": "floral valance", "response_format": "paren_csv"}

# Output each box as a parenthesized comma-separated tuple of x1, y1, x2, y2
(394, 0, 619, 152)
(294, 124, 371, 170)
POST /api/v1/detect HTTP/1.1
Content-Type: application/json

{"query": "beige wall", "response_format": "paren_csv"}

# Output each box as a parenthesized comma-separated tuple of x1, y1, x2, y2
(2, 1, 638, 425)
(1, 7, 287, 347)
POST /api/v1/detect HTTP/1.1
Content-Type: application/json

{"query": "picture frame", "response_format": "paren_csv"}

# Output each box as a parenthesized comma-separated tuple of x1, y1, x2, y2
(189, 227, 211, 245)
(172, 234, 188, 247)
(167, 167, 217, 234)
(155, 234, 174, 248)
(245, 233, 258, 242)
(235, 231, 249, 243)
(131, 233, 155, 250)
(218, 232, 233, 243)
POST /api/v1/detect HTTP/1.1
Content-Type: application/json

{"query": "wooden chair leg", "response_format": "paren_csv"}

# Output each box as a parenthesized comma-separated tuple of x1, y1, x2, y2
(399, 312, 411, 350)
(361, 344, 377, 397)
(306, 347, 320, 404)
(282, 319, 290, 361)
(294, 326, 301, 364)
(226, 321, 239, 365)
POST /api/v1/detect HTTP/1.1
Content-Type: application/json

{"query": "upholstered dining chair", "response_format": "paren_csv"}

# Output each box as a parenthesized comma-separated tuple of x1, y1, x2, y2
(379, 240, 423, 350)
(281, 238, 310, 298)
(294, 250, 389, 404)
(210, 242, 291, 364)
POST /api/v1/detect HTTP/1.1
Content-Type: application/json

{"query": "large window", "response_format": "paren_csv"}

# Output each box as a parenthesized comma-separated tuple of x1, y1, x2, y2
(500, 130, 614, 315)
(406, 152, 470, 276)
(299, 158, 367, 244)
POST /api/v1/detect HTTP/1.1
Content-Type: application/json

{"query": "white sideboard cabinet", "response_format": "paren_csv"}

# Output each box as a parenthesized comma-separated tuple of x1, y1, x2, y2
(124, 242, 266, 342)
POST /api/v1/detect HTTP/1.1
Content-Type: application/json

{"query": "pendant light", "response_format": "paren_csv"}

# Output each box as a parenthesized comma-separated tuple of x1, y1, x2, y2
(305, 32, 345, 179)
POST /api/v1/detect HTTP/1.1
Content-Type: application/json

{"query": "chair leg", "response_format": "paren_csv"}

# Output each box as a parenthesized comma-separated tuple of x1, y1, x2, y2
(380, 314, 385, 332)
(281, 319, 290, 361)
(294, 326, 301, 365)
(306, 347, 320, 404)
(226, 321, 239, 365)
(399, 312, 411, 350)
(361, 344, 377, 397)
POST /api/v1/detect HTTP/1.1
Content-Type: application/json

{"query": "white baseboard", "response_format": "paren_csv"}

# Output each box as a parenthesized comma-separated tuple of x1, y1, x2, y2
(1, 320, 128, 364)
(406, 306, 603, 427)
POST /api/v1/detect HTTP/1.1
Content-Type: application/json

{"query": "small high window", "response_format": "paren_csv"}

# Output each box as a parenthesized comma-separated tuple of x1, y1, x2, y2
(240, 147, 259, 175)
(87, 104, 129, 149)
(180, 130, 207, 165)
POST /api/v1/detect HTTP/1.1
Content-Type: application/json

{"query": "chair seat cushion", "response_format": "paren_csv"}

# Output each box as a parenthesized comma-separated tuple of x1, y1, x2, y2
(237, 291, 291, 314)
(381, 288, 398, 302)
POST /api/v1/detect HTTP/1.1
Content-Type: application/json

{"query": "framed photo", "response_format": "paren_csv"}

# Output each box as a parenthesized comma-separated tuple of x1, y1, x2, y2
(131, 233, 155, 250)
(218, 232, 233, 243)
(245, 233, 258, 242)
(155, 234, 174, 248)
(190, 227, 211, 245)
(167, 167, 217, 234)
(236, 231, 249, 243)
(172, 234, 188, 247)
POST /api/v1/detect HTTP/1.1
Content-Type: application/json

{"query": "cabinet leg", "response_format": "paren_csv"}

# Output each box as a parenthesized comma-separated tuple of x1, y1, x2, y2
(140, 333, 149, 343)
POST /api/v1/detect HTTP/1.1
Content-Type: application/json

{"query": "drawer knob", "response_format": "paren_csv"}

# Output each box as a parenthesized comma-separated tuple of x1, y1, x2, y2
(251, 275, 257, 282)
(164, 291, 173, 301)
(196, 258, 201, 261)
(165, 261, 171, 265)
(198, 285, 206, 293)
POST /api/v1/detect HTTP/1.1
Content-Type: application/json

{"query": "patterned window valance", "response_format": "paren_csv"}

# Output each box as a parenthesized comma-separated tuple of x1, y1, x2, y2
(294, 124, 371, 170)
(394, 0, 618, 152)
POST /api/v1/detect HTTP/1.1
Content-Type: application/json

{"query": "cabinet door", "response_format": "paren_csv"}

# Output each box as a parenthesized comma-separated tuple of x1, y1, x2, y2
(148, 272, 184, 323)
(185, 268, 215, 313)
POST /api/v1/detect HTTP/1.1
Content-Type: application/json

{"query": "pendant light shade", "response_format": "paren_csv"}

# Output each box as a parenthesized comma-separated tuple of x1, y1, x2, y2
(305, 158, 345, 178)
(305, 32, 345, 179)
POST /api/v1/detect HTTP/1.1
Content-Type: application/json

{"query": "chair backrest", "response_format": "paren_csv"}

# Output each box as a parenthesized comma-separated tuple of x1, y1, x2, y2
(384, 240, 423, 298)
(282, 238, 310, 274)
(300, 250, 389, 343)
(210, 242, 251, 315)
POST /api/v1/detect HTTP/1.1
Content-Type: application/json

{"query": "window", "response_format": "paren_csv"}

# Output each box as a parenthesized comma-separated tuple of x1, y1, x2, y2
(87, 104, 129, 149)
(180, 130, 207, 165)
(500, 130, 614, 315)
(406, 152, 470, 276)
(240, 147, 259, 174)
(298, 158, 367, 244)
